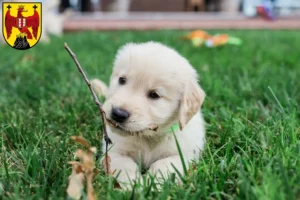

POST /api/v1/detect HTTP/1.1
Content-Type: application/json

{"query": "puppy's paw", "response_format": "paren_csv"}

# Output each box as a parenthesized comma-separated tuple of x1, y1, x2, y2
(105, 153, 142, 190)
(149, 161, 171, 182)
(149, 156, 184, 184)
(90, 79, 107, 98)
(116, 171, 138, 190)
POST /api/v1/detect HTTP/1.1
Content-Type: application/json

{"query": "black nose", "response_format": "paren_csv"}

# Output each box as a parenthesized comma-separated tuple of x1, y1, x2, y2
(111, 107, 130, 123)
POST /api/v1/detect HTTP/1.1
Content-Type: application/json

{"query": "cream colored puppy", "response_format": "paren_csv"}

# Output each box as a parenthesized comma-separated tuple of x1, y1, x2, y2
(91, 42, 206, 187)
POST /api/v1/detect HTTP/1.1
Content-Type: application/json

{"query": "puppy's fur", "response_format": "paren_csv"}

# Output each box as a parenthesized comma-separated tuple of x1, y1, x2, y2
(91, 42, 206, 186)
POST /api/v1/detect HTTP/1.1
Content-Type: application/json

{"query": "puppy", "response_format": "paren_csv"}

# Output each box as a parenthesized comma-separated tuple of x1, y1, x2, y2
(91, 42, 206, 187)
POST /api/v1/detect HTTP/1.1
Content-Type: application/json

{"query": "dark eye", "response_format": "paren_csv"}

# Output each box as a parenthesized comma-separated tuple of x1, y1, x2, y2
(119, 77, 126, 85)
(148, 90, 160, 99)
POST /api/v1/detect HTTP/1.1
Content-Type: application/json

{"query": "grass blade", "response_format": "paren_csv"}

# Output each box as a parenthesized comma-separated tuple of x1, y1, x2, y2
(172, 132, 188, 176)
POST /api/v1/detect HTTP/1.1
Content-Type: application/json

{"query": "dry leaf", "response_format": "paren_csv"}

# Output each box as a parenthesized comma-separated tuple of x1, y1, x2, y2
(86, 171, 96, 200)
(102, 155, 111, 175)
(148, 124, 159, 131)
(67, 163, 85, 200)
(89, 147, 97, 154)
(67, 136, 98, 200)
(75, 149, 95, 172)
(71, 135, 90, 147)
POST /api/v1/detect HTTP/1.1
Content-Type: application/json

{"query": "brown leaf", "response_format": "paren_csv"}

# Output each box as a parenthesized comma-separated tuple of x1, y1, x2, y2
(67, 136, 98, 199)
(114, 180, 122, 189)
(68, 162, 83, 173)
(148, 124, 159, 131)
(75, 149, 95, 171)
(71, 136, 90, 147)
(88, 147, 97, 154)
(86, 171, 97, 200)
(67, 163, 85, 200)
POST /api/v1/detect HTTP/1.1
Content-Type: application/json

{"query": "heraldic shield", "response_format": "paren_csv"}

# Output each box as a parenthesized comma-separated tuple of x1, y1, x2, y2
(2, 2, 42, 50)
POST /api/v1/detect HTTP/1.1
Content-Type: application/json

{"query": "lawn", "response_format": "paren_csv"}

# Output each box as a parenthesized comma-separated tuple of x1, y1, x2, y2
(0, 30, 299, 200)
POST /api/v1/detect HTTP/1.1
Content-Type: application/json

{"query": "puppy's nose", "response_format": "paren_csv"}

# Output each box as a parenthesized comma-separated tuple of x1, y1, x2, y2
(111, 107, 130, 123)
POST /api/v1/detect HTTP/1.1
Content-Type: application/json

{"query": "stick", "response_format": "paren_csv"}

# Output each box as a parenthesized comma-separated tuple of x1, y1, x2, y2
(64, 43, 112, 174)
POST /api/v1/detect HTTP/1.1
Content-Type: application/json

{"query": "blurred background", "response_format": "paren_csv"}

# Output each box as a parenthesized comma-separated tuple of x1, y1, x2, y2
(61, 0, 300, 31)
(1, 0, 300, 37)
(60, 0, 300, 15)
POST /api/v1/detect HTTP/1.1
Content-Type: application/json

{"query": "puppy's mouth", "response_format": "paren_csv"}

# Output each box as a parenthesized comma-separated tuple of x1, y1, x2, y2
(106, 118, 158, 134)
(116, 126, 145, 134)
(109, 121, 146, 134)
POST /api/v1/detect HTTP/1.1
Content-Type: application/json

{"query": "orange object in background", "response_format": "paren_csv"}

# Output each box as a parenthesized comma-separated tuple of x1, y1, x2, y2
(184, 30, 242, 47)
(186, 30, 210, 40)
(184, 30, 210, 47)
(205, 34, 229, 47)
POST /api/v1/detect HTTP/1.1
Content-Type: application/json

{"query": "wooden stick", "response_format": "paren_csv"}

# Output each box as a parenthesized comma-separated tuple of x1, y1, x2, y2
(64, 43, 112, 174)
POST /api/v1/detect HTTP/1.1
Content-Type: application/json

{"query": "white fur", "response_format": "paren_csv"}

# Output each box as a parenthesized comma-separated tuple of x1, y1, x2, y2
(92, 42, 206, 188)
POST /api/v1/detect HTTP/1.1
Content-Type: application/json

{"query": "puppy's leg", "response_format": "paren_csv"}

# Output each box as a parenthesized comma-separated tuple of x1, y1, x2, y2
(91, 79, 108, 98)
(108, 152, 140, 188)
(149, 155, 187, 183)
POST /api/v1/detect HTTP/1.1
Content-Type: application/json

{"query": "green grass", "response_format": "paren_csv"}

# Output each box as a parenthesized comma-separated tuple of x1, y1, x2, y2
(0, 30, 299, 199)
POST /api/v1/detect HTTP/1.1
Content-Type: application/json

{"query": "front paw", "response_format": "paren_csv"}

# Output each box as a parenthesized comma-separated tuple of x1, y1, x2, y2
(149, 157, 184, 184)
(103, 153, 141, 190)
(149, 161, 174, 181)
(116, 172, 138, 189)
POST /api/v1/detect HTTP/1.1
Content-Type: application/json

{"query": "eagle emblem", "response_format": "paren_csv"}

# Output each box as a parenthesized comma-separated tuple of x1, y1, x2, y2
(2, 2, 42, 50)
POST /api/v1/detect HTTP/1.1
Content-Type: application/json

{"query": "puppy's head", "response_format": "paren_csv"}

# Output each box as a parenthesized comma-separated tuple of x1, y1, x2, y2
(103, 42, 205, 136)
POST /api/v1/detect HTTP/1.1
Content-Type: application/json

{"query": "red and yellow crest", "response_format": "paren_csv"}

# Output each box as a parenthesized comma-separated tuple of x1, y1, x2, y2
(2, 2, 42, 50)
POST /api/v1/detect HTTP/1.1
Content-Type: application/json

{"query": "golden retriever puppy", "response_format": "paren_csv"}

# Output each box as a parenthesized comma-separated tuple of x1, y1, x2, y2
(91, 42, 206, 187)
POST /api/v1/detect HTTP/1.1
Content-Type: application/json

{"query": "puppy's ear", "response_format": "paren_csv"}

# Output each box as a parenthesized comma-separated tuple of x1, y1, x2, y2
(179, 80, 205, 130)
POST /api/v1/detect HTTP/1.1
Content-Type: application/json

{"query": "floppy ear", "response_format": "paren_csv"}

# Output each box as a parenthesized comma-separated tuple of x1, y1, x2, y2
(179, 80, 205, 131)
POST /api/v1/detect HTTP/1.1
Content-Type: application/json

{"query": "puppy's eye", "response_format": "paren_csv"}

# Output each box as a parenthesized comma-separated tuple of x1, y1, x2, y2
(148, 90, 160, 99)
(119, 77, 126, 85)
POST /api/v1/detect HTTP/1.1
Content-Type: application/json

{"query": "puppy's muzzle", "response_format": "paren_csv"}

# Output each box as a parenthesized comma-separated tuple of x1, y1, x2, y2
(111, 107, 130, 123)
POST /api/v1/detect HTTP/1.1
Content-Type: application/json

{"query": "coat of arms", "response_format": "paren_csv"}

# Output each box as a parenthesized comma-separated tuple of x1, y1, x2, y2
(2, 2, 41, 50)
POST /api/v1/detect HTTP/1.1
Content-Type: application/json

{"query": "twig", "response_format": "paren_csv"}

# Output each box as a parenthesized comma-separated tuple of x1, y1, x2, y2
(64, 43, 112, 174)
